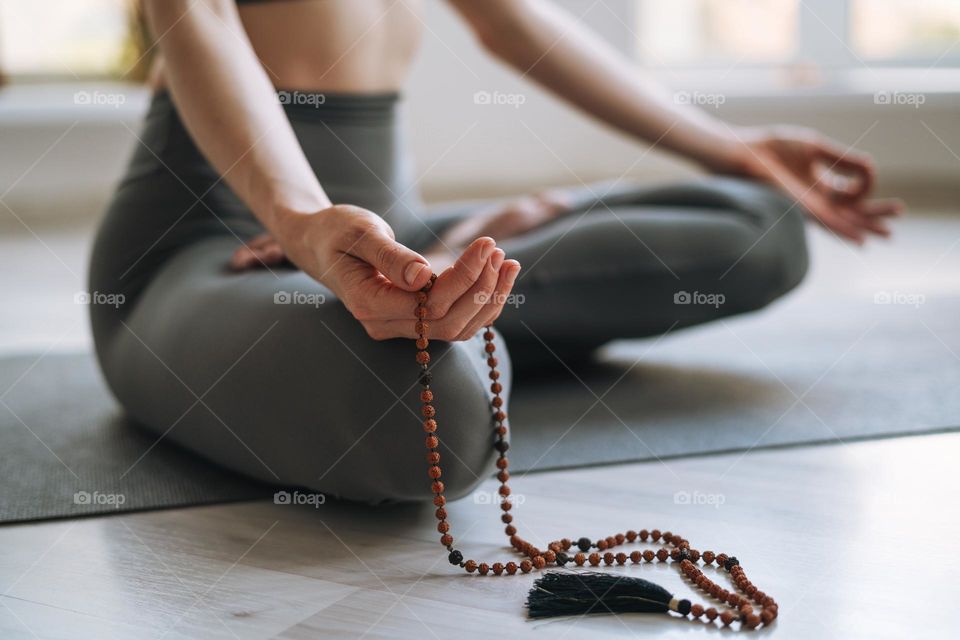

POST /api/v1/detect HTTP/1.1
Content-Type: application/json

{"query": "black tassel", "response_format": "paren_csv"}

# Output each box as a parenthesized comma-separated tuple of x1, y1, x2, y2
(526, 571, 676, 619)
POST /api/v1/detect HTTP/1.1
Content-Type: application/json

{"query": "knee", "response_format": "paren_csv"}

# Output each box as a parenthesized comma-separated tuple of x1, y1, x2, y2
(730, 187, 809, 311)
(314, 328, 512, 505)
(410, 332, 512, 502)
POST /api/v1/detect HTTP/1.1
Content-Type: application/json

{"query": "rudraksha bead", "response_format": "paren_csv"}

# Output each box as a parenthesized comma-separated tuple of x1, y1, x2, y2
(411, 279, 778, 630)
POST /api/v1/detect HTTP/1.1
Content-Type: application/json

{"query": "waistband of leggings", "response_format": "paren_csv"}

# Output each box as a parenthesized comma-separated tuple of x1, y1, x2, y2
(149, 88, 401, 124)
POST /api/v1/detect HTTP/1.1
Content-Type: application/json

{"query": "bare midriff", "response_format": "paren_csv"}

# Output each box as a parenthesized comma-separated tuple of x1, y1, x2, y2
(150, 0, 424, 93)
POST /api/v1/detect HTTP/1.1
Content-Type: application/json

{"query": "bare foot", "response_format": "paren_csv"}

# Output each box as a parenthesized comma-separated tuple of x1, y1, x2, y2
(229, 189, 574, 273)
(229, 233, 288, 271)
(430, 189, 574, 253)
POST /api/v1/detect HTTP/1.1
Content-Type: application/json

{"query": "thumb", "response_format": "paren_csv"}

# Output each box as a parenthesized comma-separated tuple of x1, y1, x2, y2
(352, 225, 432, 291)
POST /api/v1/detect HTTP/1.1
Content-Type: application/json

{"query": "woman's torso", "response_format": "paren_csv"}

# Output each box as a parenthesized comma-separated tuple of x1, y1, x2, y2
(150, 0, 425, 93)
(92, 1, 429, 325)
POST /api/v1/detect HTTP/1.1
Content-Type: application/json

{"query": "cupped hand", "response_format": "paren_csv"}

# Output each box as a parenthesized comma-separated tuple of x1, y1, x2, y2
(262, 204, 521, 341)
(725, 126, 905, 245)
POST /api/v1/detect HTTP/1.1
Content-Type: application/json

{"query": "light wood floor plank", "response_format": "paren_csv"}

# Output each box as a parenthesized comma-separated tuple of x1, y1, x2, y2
(2, 432, 957, 640)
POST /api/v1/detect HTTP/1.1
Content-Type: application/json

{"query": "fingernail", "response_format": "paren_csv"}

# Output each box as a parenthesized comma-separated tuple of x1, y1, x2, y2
(507, 264, 521, 284)
(480, 240, 495, 261)
(491, 249, 505, 269)
(405, 261, 426, 286)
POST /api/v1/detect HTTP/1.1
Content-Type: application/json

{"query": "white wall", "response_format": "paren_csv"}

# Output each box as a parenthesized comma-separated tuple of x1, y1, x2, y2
(403, 0, 960, 201)
(1, 0, 958, 223)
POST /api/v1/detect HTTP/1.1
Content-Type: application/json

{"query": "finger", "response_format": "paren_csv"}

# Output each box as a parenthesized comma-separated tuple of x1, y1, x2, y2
(815, 208, 866, 244)
(769, 165, 865, 245)
(457, 257, 519, 341)
(455, 249, 507, 341)
(360, 319, 419, 341)
(426, 237, 496, 318)
(857, 198, 905, 218)
(802, 190, 865, 244)
(435, 249, 503, 341)
(332, 258, 420, 321)
(815, 140, 875, 199)
(840, 205, 893, 238)
(350, 224, 432, 291)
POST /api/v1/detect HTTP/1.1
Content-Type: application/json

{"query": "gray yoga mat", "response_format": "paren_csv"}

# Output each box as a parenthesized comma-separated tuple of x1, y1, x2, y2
(2, 293, 958, 524)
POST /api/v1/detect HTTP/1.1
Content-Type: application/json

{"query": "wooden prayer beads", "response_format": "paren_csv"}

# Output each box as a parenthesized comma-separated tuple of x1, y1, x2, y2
(413, 273, 777, 629)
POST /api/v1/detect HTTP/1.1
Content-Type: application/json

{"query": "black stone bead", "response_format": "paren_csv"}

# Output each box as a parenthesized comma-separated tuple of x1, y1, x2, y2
(419, 372, 433, 386)
(577, 537, 592, 552)
(448, 550, 463, 565)
(555, 552, 569, 566)
(494, 440, 509, 453)
(724, 556, 739, 570)
(678, 548, 690, 563)
(678, 599, 692, 616)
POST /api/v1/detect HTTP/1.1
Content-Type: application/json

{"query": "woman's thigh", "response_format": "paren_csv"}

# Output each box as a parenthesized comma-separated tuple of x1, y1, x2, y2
(96, 236, 510, 504)
(425, 178, 808, 361)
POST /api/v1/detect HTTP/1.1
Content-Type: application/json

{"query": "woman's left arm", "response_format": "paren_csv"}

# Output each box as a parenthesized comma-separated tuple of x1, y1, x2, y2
(448, 0, 903, 244)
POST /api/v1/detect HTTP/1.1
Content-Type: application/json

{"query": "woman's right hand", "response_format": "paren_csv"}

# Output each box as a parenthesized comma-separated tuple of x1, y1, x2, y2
(278, 204, 520, 341)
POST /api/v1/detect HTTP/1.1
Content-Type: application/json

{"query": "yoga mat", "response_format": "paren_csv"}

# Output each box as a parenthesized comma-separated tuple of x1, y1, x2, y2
(2, 294, 958, 523)
(0, 354, 274, 524)
(508, 293, 960, 470)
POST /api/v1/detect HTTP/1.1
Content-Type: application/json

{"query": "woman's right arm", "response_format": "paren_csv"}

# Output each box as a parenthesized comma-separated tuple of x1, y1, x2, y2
(142, 0, 520, 340)
(143, 0, 330, 234)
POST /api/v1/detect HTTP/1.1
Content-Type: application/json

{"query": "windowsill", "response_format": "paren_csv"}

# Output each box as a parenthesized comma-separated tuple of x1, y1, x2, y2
(0, 67, 956, 126)
(651, 66, 960, 104)
(0, 82, 150, 124)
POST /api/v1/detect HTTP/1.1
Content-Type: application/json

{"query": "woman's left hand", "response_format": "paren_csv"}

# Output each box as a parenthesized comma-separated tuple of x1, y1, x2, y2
(719, 126, 904, 245)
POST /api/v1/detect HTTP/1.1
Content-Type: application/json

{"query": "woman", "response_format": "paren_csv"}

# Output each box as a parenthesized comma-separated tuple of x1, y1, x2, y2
(89, 0, 901, 503)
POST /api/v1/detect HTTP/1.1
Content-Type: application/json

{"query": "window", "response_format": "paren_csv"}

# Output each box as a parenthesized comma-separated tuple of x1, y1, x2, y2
(851, 0, 960, 63)
(636, 0, 960, 69)
(636, 0, 798, 66)
(0, 0, 148, 82)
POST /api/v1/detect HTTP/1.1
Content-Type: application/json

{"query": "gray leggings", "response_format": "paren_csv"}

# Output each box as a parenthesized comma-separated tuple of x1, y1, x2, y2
(89, 92, 808, 503)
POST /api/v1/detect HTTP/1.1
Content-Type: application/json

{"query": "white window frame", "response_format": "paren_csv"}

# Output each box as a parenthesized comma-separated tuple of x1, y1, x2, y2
(633, 0, 960, 71)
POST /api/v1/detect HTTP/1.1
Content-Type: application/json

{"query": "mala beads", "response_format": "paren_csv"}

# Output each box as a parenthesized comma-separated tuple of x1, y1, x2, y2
(413, 273, 777, 629)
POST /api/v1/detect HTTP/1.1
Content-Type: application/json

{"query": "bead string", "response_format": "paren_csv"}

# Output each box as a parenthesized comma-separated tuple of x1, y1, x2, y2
(413, 273, 778, 629)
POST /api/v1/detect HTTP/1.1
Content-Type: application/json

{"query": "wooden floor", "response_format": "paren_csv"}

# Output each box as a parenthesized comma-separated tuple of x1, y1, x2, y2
(2, 212, 957, 639)
(1, 432, 957, 640)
